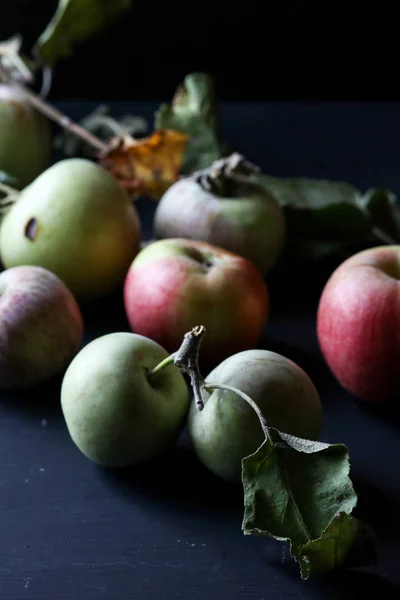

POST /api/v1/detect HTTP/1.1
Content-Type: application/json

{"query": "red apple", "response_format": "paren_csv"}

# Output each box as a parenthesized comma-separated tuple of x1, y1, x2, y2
(317, 245, 400, 403)
(0, 265, 84, 390)
(123, 238, 269, 364)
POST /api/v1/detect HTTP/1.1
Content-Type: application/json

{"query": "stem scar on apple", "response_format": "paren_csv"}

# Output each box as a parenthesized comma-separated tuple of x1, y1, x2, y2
(24, 217, 39, 240)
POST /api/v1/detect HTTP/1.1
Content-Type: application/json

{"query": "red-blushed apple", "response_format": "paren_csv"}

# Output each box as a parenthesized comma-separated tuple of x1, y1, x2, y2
(123, 238, 269, 364)
(317, 245, 400, 403)
(0, 265, 84, 390)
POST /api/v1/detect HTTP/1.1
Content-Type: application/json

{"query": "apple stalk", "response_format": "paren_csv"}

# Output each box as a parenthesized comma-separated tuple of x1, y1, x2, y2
(192, 153, 261, 197)
(149, 325, 270, 439)
(149, 325, 206, 411)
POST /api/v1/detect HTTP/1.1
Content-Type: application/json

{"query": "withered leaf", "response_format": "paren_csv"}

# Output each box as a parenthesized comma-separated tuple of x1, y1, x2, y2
(99, 129, 188, 200)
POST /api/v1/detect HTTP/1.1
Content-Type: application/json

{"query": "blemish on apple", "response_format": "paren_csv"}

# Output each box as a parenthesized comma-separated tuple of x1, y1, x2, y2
(24, 217, 39, 241)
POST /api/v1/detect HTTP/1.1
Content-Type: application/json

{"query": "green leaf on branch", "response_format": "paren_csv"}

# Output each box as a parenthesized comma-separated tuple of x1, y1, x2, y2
(292, 513, 377, 579)
(154, 72, 226, 173)
(250, 173, 400, 263)
(241, 428, 374, 579)
(34, 0, 132, 67)
(251, 174, 371, 240)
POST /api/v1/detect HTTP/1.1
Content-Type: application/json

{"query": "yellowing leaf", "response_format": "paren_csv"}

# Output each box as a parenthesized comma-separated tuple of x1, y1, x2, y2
(99, 129, 188, 200)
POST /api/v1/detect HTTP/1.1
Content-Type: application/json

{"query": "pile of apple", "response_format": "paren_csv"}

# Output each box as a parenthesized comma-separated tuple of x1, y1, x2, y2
(0, 88, 396, 485)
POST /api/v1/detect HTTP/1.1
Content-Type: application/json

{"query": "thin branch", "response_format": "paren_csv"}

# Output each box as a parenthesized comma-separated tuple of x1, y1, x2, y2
(203, 382, 270, 440)
(172, 325, 207, 410)
(0, 63, 108, 153)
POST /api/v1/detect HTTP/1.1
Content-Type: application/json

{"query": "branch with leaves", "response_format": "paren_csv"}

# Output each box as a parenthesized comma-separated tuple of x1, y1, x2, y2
(0, 34, 188, 201)
(149, 326, 376, 580)
(2, 0, 399, 255)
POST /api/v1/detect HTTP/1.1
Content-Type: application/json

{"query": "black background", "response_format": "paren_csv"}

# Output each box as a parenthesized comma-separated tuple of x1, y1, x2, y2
(1, 2, 400, 599)
(0, 0, 399, 101)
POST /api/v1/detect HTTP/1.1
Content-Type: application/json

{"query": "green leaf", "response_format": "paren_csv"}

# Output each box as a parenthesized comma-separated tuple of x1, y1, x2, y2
(252, 173, 371, 240)
(241, 428, 373, 578)
(154, 72, 225, 173)
(292, 513, 377, 579)
(34, 0, 132, 67)
(54, 104, 148, 158)
(251, 174, 400, 263)
(358, 187, 400, 244)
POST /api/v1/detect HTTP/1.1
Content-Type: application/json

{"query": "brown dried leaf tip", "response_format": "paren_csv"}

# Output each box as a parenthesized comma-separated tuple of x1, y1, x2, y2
(98, 129, 188, 200)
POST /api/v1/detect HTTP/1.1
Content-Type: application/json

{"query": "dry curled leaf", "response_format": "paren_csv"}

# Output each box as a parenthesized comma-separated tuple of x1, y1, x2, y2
(99, 129, 188, 200)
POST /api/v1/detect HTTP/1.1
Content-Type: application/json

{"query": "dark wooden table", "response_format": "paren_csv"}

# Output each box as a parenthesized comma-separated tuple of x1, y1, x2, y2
(1, 101, 399, 599)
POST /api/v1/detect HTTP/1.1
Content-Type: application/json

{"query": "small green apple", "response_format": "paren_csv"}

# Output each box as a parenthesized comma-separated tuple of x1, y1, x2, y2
(0, 158, 141, 300)
(188, 349, 323, 483)
(0, 84, 51, 188)
(61, 332, 190, 467)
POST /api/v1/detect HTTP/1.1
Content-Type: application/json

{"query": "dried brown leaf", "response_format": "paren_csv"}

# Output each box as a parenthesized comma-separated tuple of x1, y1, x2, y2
(99, 129, 188, 200)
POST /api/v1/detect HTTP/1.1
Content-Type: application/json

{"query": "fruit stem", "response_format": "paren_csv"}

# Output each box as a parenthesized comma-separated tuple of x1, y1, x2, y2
(147, 326, 207, 410)
(0, 63, 108, 154)
(172, 325, 207, 411)
(203, 382, 270, 440)
(148, 353, 177, 377)
(170, 325, 271, 435)
(193, 153, 261, 197)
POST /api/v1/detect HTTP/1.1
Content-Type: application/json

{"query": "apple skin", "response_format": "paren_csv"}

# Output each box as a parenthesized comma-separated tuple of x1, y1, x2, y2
(60, 332, 190, 467)
(153, 176, 286, 276)
(0, 158, 141, 301)
(187, 349, 322, 483)
(0, 265, 83, 390)
(123, 238, 269, 365)
(0, 84, 52, 188)
(317, 245, 400, 404)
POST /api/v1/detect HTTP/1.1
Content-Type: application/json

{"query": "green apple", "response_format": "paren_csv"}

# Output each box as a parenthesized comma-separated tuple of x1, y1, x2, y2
(153, 153, 286, 275)
(0, 84, 51, 188)
(188, 349, 323, 483)
(61, 332, 190, 467)
(0, 158, 141, 300)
